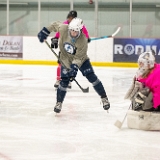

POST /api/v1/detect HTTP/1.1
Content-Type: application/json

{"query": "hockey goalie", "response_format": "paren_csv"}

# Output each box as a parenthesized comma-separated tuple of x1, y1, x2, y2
(125, 51, 160, 131)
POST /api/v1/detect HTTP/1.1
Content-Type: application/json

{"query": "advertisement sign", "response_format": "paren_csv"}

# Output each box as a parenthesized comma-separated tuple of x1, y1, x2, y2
(0, 36, 23, 59)
(113, 38, 160, 62)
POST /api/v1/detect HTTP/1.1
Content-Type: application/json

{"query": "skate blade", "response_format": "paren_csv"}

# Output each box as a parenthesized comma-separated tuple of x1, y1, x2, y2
(54, 111, 61, 116)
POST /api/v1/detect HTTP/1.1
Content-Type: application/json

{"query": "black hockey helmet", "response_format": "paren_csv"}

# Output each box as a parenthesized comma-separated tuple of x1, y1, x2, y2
(67, 10, 77, 19)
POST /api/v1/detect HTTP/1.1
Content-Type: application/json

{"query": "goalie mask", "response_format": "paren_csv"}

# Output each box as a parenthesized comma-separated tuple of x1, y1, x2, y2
(68, 18, 83, 41)
(136, 51, 155, 77)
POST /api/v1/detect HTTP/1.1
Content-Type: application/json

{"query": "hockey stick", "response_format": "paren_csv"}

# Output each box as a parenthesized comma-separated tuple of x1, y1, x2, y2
(45, 41, 89, 93)
(91, 27, 121, 41)
(114, 103, 132, 129)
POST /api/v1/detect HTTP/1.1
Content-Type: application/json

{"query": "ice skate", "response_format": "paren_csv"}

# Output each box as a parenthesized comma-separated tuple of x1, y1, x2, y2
(68, 82, 72, 89)
(54, 102, 62, 113)
(54, 80, 60, 88)
(101, 97, 110, 111)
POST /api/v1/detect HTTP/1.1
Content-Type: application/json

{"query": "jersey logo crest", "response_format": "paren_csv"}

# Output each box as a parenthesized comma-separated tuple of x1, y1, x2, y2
(63, 42, 76, 55)
(62, 68, 68, 75)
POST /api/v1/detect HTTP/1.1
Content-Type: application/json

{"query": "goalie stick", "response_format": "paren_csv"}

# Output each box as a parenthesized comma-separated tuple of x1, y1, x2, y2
(91, 27, 121, 41)
(45, 41, 89, 93)
(114, 103, 131, 129)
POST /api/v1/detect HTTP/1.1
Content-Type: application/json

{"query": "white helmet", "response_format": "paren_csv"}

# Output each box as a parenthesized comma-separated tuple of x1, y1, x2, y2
(136, 51, 155, 77)
(68, 17, 83, 32)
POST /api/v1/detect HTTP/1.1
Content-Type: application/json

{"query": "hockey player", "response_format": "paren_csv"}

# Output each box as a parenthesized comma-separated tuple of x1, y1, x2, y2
(125, 51, 160, 111)
(51, 10, 90, 89)
(135, 51, 160, 111)
(125, 51, 160, 130)
(37, 17, 110, 113)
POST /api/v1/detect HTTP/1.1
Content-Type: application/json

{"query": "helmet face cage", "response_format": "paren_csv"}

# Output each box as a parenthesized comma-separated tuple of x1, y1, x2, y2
(138, 52, 155, 68)
(137, 51, 155, 77)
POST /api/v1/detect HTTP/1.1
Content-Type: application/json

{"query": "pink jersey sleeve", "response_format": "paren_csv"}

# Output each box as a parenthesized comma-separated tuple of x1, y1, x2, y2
(54, 20, 69, 39)
(82, 25, 89, 38)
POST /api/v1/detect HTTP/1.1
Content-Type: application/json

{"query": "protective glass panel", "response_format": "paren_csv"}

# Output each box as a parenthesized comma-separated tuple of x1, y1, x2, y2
(0, 3, 7, 35)
(132, 0, 160, 38)
(8, 1, 38, 36)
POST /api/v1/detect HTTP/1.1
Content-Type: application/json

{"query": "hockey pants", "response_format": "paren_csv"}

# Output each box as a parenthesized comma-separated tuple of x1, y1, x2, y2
(56, 59, 107, 103)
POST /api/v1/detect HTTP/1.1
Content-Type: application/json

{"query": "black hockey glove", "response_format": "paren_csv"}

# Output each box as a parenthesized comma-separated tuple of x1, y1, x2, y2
(69, 64, 78, 82)
(51, 37, 58, 49)
(37, 27, 50, 43)
(88, 37, 91, 43)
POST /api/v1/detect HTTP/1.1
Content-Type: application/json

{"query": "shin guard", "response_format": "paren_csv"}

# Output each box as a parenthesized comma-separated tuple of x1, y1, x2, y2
(57, 79, 69, 102)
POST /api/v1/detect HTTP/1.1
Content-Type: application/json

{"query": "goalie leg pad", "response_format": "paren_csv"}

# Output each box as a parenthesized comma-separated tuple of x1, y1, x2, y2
(127, 110, 160, 130)
(142, 92, 153, 111)
(124, 80, 143, 100)
(138, 92, 147, 99)
(134, 92, 146, 104)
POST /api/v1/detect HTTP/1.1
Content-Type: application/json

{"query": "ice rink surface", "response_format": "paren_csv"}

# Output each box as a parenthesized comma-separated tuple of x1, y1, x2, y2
(0, 64, 160, 160)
